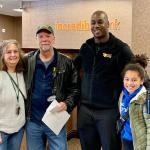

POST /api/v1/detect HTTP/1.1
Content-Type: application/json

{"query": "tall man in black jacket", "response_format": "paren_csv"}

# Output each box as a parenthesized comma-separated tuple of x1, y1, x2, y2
(74, 10, 134, 150)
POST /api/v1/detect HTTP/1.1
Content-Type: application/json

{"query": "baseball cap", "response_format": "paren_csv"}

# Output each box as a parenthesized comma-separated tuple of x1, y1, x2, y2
(36, 25, 54, 35)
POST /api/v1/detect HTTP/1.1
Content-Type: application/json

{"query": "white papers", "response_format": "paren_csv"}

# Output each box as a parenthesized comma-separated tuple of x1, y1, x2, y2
(42, 100, 70, 135)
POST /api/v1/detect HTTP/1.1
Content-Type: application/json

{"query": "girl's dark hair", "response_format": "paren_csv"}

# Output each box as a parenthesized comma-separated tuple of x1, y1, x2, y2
(130, 53, 149, 69)
(122, 63, 146, 80)
(0, 39, 24, 72)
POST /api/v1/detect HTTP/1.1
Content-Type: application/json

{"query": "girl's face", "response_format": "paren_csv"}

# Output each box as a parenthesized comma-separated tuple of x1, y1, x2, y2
(123, 70, 144, 94)
(4, 44, 20, 71)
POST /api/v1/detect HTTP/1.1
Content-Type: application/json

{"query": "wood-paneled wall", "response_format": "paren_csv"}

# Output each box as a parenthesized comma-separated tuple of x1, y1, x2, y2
(0, 15, 22, 46)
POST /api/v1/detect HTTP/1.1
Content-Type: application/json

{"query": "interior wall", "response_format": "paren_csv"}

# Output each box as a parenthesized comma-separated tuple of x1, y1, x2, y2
(22, 0, 132, 49)
(132, 0, 150, 74)
(14, 17, 22, 46)
(0, 15, 15, 40)
(0, 0, 150, 74)
(0, 15, 22, 46)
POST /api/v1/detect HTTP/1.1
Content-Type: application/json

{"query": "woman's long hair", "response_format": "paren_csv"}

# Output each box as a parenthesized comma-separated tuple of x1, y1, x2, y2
(0, 39, 24, 72)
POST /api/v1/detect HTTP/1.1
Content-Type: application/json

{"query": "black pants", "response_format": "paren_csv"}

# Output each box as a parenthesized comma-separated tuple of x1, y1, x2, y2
(77, 104, 121, 150)
(122, 139, 133, 150)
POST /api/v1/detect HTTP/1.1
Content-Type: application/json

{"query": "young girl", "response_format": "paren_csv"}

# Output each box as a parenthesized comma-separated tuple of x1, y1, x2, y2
(130, 54, 150, 88)
(119, 54, 150, 150)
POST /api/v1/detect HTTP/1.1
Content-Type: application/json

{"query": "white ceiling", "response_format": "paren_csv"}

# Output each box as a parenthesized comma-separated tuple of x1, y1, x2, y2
(0, 0, 38, 17)
(0, 0, 23, 17)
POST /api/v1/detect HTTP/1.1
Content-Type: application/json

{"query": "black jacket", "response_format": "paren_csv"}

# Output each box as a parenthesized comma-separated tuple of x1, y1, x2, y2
(24, 49, 79, 118)
(74, 33, 134, 109)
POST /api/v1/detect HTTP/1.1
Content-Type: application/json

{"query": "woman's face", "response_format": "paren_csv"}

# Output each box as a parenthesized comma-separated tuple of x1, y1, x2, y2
(4, 44, 20, 71)
(123, 70, 144, 94)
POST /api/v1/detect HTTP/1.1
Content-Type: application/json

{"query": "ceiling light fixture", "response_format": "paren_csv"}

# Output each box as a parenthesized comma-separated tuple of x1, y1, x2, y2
(13, 8, 23, 12)
(13, 1, 23, 12)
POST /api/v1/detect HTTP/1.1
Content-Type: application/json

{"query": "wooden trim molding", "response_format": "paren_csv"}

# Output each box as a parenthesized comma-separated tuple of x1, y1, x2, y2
(22, 48, 79, 54)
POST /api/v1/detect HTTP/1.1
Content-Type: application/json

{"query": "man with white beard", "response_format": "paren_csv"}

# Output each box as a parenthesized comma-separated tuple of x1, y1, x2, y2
(24, 25, 79, 150)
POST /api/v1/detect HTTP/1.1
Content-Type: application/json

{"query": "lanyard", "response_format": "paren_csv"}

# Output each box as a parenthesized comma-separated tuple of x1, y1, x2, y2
(7, 72, 19, 102)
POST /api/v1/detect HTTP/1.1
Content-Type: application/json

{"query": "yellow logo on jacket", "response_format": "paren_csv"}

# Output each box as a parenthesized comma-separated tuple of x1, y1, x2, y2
(102, 53, 112, 58)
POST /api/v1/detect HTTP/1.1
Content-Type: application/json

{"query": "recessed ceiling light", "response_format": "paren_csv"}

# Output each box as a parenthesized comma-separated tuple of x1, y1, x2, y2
(13, 8, 23, 12)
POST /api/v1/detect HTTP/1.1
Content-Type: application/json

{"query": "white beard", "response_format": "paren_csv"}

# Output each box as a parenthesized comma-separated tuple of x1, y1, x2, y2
(41, 45, 51, 52)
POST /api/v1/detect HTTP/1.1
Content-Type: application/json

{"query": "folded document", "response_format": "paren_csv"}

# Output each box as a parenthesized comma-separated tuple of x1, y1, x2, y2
(42, 100, 70, 135)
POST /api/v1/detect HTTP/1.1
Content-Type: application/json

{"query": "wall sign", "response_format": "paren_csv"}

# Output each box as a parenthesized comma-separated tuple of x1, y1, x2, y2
(22, 0, 132, 49)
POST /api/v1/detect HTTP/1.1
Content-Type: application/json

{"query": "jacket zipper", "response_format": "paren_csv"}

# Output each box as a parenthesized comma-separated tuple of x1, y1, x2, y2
(89, 54, 96, 105)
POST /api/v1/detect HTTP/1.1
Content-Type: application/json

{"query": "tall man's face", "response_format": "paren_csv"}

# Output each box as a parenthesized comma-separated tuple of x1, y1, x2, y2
(36, 31, 55, 52)
(91, 13, 109, 39)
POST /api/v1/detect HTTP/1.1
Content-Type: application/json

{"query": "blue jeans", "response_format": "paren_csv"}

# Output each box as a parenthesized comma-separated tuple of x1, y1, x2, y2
(0, 127, 24, 150)
(26, 121, 67, 150)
